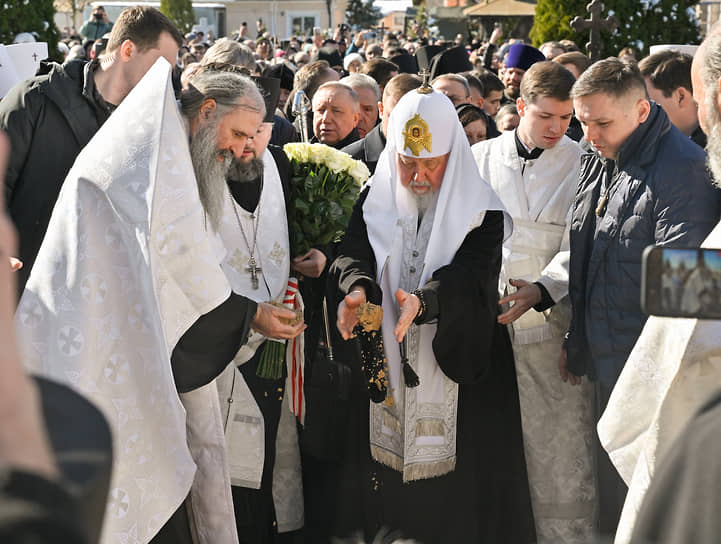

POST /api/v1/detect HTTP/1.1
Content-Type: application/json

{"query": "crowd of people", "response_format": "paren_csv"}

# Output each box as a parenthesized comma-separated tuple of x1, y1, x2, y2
(3, 5, 721, 544)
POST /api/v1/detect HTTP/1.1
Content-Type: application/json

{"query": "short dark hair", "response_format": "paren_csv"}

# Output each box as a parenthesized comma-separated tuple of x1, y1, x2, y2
(520, 61, 576, 104)
(638, 50, 694, 97)
(571, 57, 647, 100)
(461, 71, 484, 97)
(361, 58, 399, 88)
(106, 6, 183, 53)
(456, 103, 487, 128)
(553, 51, 592, 77)
(475, 68, 504, 97)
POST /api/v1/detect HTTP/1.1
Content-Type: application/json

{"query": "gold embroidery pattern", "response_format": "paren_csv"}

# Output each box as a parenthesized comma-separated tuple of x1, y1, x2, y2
(402, 113, 432, 156)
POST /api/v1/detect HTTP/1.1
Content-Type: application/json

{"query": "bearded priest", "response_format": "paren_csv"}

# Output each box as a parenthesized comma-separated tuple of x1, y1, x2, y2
(15, 59, 304, 544)
(329, 83, 536, 542)
(206, 73, 306, 541)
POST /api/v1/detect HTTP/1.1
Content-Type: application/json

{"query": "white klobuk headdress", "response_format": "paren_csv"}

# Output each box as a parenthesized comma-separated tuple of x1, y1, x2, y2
(16, 58, 239, 544)
(0, 42, 47, 98)
(362, 87, 512, 481)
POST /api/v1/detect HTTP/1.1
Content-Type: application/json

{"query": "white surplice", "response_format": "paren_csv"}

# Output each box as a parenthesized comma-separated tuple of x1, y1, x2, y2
(213, 148, 303, 533)
(473, 131, 597, 542)
(598, 220, 721, 544)
(15, 59, 238, 544)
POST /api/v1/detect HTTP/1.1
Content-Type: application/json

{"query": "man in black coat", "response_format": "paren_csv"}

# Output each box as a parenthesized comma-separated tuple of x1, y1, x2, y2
(310, 81, 360, 149)
(342, 73, 421, 174)
(0, 6, 183, 296)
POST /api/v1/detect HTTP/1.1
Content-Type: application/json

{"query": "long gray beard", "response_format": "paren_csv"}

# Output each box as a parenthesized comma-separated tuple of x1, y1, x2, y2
(414, 191, 438, 223)
(706, 93, 721, 187)
(190, 120, 233, 232)
(228, 157, 264, 184)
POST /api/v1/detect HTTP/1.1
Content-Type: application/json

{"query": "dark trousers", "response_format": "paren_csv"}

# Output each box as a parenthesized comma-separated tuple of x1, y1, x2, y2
(595, 382, 628, 537)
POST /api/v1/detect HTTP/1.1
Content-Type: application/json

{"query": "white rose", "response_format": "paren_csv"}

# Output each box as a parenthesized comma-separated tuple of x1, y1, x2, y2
(324, 149, 347, 173)
(349, 160, 371, 184)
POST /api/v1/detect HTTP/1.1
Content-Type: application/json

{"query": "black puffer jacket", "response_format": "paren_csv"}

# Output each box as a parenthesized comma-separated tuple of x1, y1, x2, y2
(566, 104, 720, 386)
(0, 60, 110, 295)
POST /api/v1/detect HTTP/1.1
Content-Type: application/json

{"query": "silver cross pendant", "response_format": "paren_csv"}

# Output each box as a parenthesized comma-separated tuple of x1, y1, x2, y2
(246, 257, 262, 289)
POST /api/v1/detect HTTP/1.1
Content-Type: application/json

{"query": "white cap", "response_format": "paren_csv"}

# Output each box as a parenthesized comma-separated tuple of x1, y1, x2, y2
(389, 88, 455, 158)
(343, 52, 363, 71)
(649, 44, 699, 57)
(13, 32, 36, 44)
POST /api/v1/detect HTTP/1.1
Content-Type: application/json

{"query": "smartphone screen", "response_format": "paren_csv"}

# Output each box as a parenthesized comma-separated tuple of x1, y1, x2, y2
(642, 246, 721, 319)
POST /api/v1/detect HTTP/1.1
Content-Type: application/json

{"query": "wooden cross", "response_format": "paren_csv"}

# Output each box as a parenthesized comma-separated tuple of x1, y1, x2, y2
(246, 257, 262, 289)
(377, 21, 387, 39)
(570, 0, 618, 62)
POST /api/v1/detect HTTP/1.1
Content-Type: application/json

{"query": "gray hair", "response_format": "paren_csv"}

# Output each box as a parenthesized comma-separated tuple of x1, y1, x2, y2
(201, 38, 256, 73)
(431, 73, 471, 97)
(701, 29, 721, 111)
(314, 81, 360, 106)
(341, 73, 381, 102)
(699, 27, 721, 184)
(180, 70, 265, 121)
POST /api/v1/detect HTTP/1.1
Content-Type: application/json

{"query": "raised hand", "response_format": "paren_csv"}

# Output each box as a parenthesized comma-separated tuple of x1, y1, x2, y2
(394, 288, 420, 343)
(337, 287, 366, 340)
(291, 248, 327, 278)
(498, 278, 542, 325)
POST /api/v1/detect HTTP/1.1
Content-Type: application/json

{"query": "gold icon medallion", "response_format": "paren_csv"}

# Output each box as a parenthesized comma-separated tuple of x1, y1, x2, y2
(402, 113, 432, 156)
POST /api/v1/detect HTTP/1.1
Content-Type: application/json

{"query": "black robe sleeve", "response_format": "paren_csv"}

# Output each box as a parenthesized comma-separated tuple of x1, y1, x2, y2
(332, 197, 505, 385)
(424, 210, 504, 385)
(171, 293, 257, 393)
(329, 186, 382, 305)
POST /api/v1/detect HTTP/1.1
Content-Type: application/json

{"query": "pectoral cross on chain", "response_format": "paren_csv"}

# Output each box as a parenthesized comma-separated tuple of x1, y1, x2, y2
(246, 258, 262, 289)
(570, 0, 618, 62)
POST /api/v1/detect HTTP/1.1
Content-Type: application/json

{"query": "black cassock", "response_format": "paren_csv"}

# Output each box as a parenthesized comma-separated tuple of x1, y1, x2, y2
(304, 188, 536, 543)
(152, 146, 299, 544)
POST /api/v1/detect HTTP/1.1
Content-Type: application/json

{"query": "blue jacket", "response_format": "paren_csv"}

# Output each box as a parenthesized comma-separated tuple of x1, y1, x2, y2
(566, 104, 720, 386)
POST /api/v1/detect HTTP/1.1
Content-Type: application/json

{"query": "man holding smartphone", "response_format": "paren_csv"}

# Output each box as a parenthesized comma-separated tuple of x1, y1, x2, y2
(79, 5, 113, 41)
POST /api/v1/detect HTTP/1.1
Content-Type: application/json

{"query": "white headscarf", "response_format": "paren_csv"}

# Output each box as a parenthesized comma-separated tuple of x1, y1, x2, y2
(362, 88, 512, 481)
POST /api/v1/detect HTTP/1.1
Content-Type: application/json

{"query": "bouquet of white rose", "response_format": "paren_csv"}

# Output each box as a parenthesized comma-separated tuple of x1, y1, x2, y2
(283, 142, 371, 255)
